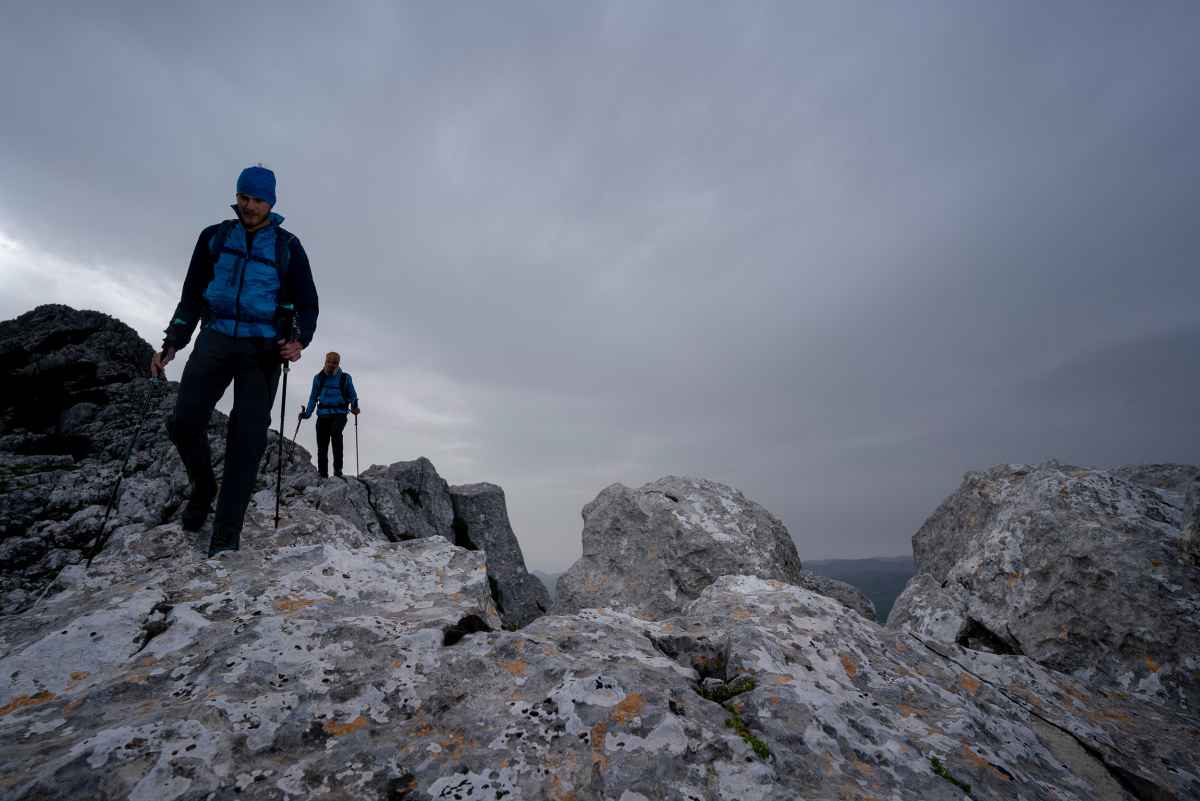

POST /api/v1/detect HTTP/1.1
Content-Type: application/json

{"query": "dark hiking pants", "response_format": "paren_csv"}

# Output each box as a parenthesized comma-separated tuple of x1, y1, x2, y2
(167, 329, 281, 538)
(315, 414, 348, 476)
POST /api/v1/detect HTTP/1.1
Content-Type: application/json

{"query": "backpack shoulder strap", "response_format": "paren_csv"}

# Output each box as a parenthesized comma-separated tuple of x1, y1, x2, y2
(208, 219, 238, 260)
(339, 372, 349, 403)
(274, 226, 295, 300)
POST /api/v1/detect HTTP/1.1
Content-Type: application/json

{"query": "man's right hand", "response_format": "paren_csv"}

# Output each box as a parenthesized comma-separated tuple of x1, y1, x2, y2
(150, 347, 176, 378)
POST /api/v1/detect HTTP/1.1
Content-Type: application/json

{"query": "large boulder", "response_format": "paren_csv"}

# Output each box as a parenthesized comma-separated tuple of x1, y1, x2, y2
(888, 461, 1200, 713)
(450, 482, 550, 628)
(554, 476, 805, 619)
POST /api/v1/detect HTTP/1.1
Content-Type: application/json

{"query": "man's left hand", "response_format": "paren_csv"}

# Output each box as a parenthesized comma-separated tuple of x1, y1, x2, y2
(278, 339, 303, 363)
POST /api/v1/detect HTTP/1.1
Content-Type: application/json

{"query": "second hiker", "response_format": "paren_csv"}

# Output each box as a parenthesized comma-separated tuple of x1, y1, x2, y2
(301, 352, 360, 478)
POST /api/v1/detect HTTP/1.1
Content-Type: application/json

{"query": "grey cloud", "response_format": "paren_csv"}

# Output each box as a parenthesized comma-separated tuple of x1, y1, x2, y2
(2, 1, 1198, 569)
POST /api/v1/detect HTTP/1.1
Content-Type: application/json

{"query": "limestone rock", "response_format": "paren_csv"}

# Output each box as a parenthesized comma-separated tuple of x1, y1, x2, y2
(889, 461, 1200, 713)
(450, 482, 550, 628)
(358, 457, 455, 542)
(554, 476, 804, 619)
(794, 569, 876, 621)
(1182, 471, 1200, 565)
(4, 535, 1197, 800)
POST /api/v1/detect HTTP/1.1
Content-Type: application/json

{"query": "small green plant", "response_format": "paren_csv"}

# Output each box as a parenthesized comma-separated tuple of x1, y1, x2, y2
(724, 706, 771, 760)
(929, 756, 972, 796)
(697, 675, 756, 703)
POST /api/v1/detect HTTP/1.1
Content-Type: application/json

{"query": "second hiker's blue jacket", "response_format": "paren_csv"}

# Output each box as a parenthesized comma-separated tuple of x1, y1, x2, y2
(162, 209, 319, 351)
(303, 368, 359, 417)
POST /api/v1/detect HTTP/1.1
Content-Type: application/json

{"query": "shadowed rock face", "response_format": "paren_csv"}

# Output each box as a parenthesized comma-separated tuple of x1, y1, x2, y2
(1182, 473, 1200, 565)
(553, 476, 807, 619)
(888, 461, 1200, 713)
(449, 482, 550, 628)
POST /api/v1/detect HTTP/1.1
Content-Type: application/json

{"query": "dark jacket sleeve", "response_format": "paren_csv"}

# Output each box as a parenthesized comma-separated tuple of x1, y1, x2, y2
(162, 225, 220, 351)
(286, 237, 319, 347)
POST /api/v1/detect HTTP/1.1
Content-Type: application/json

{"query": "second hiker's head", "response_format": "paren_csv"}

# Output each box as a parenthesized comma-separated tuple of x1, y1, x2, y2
(324, 352, 340, 374)
(235, 165, 276, 229)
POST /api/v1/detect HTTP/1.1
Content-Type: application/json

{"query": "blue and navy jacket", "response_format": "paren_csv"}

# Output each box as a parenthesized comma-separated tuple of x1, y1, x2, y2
(162, 209, 318, 351)
(303, 368, 359, 417)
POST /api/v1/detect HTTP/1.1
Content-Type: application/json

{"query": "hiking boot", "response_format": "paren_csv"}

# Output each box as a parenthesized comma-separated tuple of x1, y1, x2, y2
(334, 470, 343, 478)
(207, 525, 241, 558)
(181, 481, 217, 532)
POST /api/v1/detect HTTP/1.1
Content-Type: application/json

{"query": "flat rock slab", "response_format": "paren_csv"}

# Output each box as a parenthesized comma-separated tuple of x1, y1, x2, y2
(5, 563, 1197, 800)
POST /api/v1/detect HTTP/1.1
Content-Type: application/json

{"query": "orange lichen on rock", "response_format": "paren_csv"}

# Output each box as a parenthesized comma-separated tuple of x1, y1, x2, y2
(962, 743, 1012, 781)
(775, 674, 794, 685)
(323, 715, 368, 736)
(958, 673, 982, 695)
(612, 692, 646, 723)
(0, 691, 56, 717)
(590, 721, 609, 772)
(500, 659, 527, 677)
(840, 654, 859, 679)
(273, 597, 318, 612)
(732, 608, 753, 621)
(1145, 656, 1161, 673)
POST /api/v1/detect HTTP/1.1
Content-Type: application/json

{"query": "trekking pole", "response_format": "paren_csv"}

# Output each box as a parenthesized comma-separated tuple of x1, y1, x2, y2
(290, 405, 304, 453)
(274, 361, 288, 529)
(354, 412, 360, 477)
(86, 369, 164, 567)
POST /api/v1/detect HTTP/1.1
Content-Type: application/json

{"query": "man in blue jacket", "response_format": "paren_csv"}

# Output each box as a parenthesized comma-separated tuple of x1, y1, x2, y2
(301, 352, 360, 478)
(151, 165, 319, 556)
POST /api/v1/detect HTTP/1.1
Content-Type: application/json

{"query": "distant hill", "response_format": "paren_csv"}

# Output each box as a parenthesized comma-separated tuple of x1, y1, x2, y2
(805, 557, 916, 624)
(531, 557, 916, 623)
(532, 570, 560, 602)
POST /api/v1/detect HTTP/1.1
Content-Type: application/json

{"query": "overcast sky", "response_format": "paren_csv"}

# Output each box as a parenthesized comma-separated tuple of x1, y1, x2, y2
(2, 2, 1198, 570)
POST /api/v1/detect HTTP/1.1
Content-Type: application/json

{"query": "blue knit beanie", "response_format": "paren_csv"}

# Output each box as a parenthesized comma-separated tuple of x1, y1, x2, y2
(236, 165, 276, 206)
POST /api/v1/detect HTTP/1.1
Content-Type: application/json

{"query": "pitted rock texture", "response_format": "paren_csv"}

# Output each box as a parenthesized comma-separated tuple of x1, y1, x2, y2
(5, 532, 1198, 801)
(554, 476, 806, 619)
(888, 461, 1200, 714)
(450, 482, 550, 628)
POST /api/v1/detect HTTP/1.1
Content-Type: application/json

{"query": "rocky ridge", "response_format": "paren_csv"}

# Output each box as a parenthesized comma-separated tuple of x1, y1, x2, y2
(1, 306, 1198, 800)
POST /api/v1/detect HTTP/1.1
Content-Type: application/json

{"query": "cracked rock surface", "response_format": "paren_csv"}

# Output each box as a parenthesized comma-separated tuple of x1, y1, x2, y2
(553, 476, 807, 619)
(888, 460, 1200, 714)
(5, 533, 1198, 800)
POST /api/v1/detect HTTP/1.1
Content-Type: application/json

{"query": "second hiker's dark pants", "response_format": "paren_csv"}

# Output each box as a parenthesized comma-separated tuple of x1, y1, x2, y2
(315, 414, 348, 476)
(167, 329, 281, 537)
